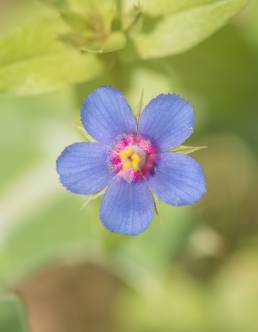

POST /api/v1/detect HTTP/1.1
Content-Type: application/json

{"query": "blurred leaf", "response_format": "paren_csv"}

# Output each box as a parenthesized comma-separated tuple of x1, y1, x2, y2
(163, 23, 258, 147)
(126, 64, 176, 111)
(0, 88, 75, 190)
(68, 0, 118, 33)
(0, 51, 103, 96)
(39, 0, 68, 10)
(0, 294, 29, 332)
(0, 195, 103, 286)
(60, 1, 125, 54)
(0, 18, 103, 95)
(122, 2, 143, 31)
(118, 273, 209, 332)
(0, 91, 105, 286)
(241, 0, 258, 50)
(212, 249, 258, 332)
(80, 32, 127, 54)
(60, 10, 88, 31)
(129, 0, 214, 16)
(0, 18, 67, 65)
(171, 145, 207, 154)
(131, 0, 247, 59)
(111, 203, 193, 286)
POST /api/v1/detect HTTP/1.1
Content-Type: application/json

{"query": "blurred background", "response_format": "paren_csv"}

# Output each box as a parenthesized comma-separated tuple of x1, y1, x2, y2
(0, 0, 258, 331)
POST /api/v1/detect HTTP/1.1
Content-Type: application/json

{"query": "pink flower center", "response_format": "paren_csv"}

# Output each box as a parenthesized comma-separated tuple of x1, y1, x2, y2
(109, 134, 158, 182)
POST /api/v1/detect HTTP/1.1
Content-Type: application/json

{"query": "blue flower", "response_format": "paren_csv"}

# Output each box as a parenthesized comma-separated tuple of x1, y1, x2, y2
(56, 87, 206, 235)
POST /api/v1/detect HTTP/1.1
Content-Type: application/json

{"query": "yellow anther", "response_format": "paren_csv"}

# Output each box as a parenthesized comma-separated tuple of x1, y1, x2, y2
(132, 160, 140, 171)
(131, 153, 140, 162)
(119, 147, 134, 160)
(123, 160, 132, 170)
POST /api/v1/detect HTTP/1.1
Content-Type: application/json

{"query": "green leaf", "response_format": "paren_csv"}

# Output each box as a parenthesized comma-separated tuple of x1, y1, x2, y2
(0, 18, 67, 65)
(0, 91, 104, 286)
(0, 18, 103, 95)
(171, 145, 207, 154)
(60, 10, 88, 31)
(60, 1, 126, 54)
(0, 195, 102, 286)
(80, 31, 127, 54)
(0, 51, 103, 96)
(68, 0, 118, 32)
(128, 0, 214, 16)
(131, 0, 247, 59)
(39, 0, 68, 10)
(112, 202, 192, 283)
(122, 2, 143, 31)
(0, 295, 29, 332)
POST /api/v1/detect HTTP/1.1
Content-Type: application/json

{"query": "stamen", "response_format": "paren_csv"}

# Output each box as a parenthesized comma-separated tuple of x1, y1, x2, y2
(131, 153, 140, 162)
(123, 160, 132, 170)
(120, 147, 134, 159)
(110, 134, 157, 182)
(132, 160, 140, 171)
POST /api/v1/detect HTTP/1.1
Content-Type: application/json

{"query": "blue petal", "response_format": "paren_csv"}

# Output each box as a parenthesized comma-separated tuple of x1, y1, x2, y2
(81, 86, 137, 144)
(100, 179, 154, 235)
(139, 94, 194, 150)
(148, 152, 206, 206)
(56, 142, 113, 194)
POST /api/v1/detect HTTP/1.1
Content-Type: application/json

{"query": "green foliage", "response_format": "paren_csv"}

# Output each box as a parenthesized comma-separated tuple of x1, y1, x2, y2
(0, 50, 102, 96)
(68, 0, 117, 33)
(0, 18, 67, 65)
(79, 32, 127, 54)
(0, 196, 102, 285)
(131, 0, 247, 58)
(39, 0, 68, 9)
(0, 18, 102, 95)
(0, 0, 247, 95)
(0, 295, 29, 332)
(131, 0, 215, 16)
(60, 0, 126, 53)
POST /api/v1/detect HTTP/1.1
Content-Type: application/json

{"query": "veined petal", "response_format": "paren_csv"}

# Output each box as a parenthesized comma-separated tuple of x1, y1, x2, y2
(56, 142, 113, 194)
(148, 152, 206, 206)
(139, 94, 194, 150)
(100, 179, 154, 235)
(81, 86, 137, 144)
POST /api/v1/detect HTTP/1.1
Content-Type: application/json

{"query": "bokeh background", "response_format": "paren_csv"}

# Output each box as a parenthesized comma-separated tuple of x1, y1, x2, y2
(0, 0, 258, 331)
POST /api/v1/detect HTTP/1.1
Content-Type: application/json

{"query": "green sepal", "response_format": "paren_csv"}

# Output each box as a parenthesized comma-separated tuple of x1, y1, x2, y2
(151, 192, 160, 216)
(135, 89, 145, 121)
(80, 189, 106, 210)
(170, 145, 207, 154)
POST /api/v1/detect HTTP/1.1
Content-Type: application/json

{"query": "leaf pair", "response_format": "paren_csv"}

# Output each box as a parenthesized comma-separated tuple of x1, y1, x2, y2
(128, 0, 247, 58)
(0, 18, 103, 95)
(0, 0, 247, 95)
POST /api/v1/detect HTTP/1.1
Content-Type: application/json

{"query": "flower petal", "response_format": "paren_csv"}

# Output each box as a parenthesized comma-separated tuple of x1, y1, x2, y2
(139, 94, 194, 150)
(81, 86, 137, 144)
(56, 142, 113, 194)
(100, 179, 154, 235)
(148, 152, 206, 206)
